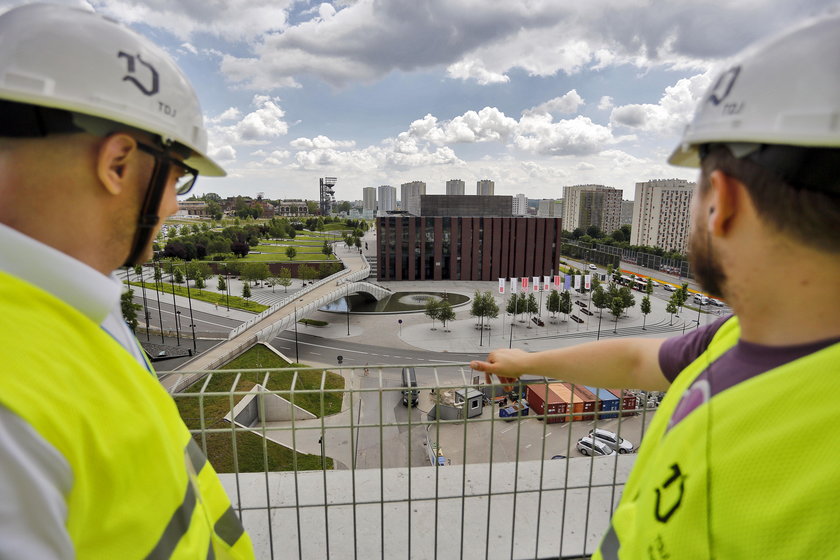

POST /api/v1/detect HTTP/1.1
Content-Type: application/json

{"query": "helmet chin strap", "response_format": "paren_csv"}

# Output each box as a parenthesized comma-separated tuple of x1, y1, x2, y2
(123, 155, 171, 267)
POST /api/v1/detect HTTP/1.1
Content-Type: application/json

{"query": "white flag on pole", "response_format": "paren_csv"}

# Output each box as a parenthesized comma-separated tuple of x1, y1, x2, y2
(574, 274, 582, 290)
(511, 277, 518, 293)
(584, 274, 591, 290)
(543, 276, 551, 291)
(532, 276, 540, 292)
(498, 278, 505, 294)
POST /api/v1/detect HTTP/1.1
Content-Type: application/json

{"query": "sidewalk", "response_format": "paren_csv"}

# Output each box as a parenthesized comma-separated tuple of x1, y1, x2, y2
(304, 278, 721, 357)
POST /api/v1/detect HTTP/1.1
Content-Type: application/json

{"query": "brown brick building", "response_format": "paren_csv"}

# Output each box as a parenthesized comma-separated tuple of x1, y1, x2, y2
(377, 216, 563, 281)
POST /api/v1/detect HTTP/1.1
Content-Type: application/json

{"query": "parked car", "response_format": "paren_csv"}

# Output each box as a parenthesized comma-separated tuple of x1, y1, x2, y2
(401, 367, 419, 407)
(651, 281, 660, 287)
(576, 436, 615, 457)
(710, 298, 725, 307)
(664, 284, 676, 292)
(589, 428, 635, 454)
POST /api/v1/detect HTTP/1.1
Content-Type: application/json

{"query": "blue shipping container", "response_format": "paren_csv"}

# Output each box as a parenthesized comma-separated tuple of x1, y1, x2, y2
(585, 386, 620, 419)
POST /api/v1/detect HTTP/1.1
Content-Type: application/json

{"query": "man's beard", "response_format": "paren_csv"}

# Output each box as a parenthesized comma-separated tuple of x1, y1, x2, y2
(689, 226, 727, 299)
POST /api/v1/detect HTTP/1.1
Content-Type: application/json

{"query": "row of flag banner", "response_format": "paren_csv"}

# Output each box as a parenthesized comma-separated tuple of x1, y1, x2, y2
(498, 275, 591, 294)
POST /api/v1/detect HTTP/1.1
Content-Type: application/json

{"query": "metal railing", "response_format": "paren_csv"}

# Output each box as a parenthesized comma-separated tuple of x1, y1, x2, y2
(164, 363, 660, 559)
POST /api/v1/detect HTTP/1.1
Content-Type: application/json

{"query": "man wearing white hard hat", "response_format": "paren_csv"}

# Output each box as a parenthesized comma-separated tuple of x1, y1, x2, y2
(472, 14, 840, 558)
(0, 4, 254, 558)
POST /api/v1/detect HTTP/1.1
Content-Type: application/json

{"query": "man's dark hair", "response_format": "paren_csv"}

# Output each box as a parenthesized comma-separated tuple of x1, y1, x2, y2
(700, 144, 840, 253)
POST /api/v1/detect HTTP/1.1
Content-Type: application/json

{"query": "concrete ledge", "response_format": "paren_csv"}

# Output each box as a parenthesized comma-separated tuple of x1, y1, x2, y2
(220, 455, 634, 559)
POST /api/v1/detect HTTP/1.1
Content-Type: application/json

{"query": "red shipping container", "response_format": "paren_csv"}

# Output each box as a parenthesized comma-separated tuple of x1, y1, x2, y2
(608, 389, 638, 417)
(526, 384, 569, 424)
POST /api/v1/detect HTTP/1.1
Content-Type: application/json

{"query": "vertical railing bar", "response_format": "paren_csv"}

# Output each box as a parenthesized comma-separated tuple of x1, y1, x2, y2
(378, 367, 385, 560)
(319, 369, 330, 559)
(458, 375, 469, 560)
(406, 366, 415, 560)
(483, 378, 497, 559)
(578, 383, 597, 558)
(557, 382, 575, 560)
(349, 369, 359, 560)
(289, 371, 304, 560)
(433, 368, 442, 560)
(608, 391, 624, 518)
(508, 378, 524, 560)
(197, 374, 212, 456)
(227, 372, 243, 509)
(533, 379, 550, 559)
(259, 370, 275, 560)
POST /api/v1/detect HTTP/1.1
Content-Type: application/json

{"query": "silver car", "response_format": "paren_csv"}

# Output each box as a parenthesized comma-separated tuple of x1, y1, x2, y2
(576, 436, 616, 457)
(589, 428, 634, 454)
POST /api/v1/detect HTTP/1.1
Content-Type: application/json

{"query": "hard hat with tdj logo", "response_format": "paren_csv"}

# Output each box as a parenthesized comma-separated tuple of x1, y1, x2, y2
(669, 14, 840, 168)
(0, 3, 224, 176)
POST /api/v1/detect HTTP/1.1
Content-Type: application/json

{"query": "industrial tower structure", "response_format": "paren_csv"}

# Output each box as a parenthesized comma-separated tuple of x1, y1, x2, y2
(319, 177, 337, 215)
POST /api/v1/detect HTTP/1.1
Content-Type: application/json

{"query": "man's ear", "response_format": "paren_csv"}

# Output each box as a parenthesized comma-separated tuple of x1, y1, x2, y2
(707, 169, 741, 237)
(96, 134, 138, 195)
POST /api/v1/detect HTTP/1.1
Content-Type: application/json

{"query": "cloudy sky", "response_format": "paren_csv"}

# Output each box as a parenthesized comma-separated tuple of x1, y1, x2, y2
(4, 1, 837, 202)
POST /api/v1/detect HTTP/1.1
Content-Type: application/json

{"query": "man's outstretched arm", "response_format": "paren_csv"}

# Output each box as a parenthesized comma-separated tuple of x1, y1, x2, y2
(470, 338, 671, 391)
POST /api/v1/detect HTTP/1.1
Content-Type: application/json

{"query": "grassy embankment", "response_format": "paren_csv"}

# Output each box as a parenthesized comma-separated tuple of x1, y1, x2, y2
(175, 344, 345, 472)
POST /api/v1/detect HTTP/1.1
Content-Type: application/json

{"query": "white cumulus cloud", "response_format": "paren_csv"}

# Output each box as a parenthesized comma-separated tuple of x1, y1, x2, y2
(610, 71, 712, 135)
(209, 95, 289, 146)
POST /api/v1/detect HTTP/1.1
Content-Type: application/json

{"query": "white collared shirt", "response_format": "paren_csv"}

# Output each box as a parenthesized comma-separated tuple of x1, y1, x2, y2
(0, 223, 149, 368)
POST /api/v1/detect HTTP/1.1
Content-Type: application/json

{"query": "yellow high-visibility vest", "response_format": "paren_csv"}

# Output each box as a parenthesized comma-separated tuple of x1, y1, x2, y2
(595, 317, 840, 559)
(0, 271, 254, 559)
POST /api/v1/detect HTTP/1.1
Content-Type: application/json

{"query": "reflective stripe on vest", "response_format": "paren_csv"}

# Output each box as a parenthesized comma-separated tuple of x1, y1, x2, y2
(0, 271, 254, 558)
(594, 317, 840, 558)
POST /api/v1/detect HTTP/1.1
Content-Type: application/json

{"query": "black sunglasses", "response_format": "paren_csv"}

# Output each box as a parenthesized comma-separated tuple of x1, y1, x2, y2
(136, 142, 198, 195)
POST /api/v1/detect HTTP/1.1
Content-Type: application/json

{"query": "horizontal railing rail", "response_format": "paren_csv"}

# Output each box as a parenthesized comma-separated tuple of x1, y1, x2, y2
(161, 363, 660, 559)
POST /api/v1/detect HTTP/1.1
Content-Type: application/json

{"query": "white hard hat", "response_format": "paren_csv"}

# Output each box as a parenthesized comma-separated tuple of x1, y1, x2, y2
(670, 14, 840, 168)
(0, 3, 224, 176)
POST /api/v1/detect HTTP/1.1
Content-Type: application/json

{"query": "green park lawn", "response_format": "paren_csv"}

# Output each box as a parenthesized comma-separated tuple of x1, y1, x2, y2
(176, 344, 345, 472)
(126, 281, 268, 313)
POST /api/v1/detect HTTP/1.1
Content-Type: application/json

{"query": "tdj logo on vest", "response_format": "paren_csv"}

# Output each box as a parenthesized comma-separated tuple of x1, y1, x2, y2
(654, 463, 686, 523)
(118, 51, 159, 96)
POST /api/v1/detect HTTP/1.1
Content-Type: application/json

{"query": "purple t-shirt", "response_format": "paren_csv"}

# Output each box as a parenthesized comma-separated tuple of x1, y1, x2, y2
(659, 315, 840, 429)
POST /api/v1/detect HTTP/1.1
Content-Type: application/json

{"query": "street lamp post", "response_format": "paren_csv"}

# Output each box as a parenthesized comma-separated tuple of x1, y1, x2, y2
(153, 261, 165, 344)
(346, 282, 350, 336)
(169, 263, 180, 345)
(138, 266, 151, 341)
(225, 266, 230, 311)
(185, 269, 197, 353)
(293, 306, 300, 363)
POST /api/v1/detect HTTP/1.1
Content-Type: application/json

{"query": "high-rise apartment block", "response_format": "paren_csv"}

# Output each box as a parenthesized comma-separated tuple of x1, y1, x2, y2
(512, 193, 528, 216)
(377, 185, 396, 216)
(476, 179, 495, 196)
(446, 179, 465, 196)
(363, 187, 376, 211)
(630, 179, 696, 253)
(562, 184, 622, 234)
(400, 181, 426, 216)
(363, 187, 376, 218)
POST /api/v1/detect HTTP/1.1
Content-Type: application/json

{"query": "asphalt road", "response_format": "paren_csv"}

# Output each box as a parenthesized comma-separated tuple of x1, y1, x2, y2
(133, 294, 244, 335)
